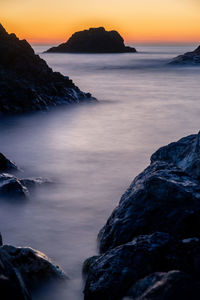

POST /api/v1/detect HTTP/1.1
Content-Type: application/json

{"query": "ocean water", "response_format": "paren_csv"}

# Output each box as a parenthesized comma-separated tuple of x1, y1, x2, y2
(0, 45, 200, 299)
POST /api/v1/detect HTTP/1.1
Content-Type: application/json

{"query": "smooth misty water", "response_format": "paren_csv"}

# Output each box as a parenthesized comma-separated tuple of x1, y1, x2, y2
(0, 45, 200, 299)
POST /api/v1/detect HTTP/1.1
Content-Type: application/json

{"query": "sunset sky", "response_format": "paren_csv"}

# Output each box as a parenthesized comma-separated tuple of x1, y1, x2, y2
(1, 0, 200, 44)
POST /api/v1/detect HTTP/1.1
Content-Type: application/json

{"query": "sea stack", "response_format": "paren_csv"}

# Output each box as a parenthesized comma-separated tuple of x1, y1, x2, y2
(0, 24, 95, 114)
(45, 27, 137, 53)
(170, 45, 200, 65)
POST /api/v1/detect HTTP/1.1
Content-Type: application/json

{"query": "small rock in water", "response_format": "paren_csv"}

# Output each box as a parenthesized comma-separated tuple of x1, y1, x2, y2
(0, 153, 18, 172)
(169, 45, 200, 65)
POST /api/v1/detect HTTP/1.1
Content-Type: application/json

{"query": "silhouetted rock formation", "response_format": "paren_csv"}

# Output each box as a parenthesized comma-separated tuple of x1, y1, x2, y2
(170, 45, 200, 65)
(0, 153, 18, 172)
(0, 24, 95, 114)
(84, 131, 200, 300)
(45, 27, 137, 53)
(0, 233, 67, 299)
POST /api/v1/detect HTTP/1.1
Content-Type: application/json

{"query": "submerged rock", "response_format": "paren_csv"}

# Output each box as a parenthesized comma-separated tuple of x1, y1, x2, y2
(0, 23, 95, 114)
(98, 161, 200, 253)
(169, 45, 200, 65)
(84, 232, 200, 300)
(46, 27, 137, 53)
(124, 271, 200, 300)
(1, 245, 67, 291)
(0, 153, 18, 172)
(151, 132, 200, 179)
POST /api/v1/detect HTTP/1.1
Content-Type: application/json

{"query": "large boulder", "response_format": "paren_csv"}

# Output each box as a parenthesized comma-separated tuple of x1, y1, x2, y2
(98, 161, 200, 253)
(151, 132, 200, 179)
(0, 248, 31, 300)
(0, 23, 95, 114)
(46, 27, 137, 53)
(0, 153, 18, 172)
(124, 271, 200, 300)
(0, 173, 29, 199)
(1, 245, 67, 291)
(84, 233, 200, 300)
(169, 45, 200, 65)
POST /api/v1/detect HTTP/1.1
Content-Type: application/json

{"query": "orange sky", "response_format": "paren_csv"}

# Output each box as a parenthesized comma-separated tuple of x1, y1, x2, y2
(1, 0, 200, 44)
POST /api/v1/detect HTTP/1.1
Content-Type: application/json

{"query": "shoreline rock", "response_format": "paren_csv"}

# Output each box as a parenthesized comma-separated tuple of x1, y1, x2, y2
(84, 131, 200, 300)
(0, 24, 96, 114)
(169, 45, 200, 65)
(45, 27, 137, 54)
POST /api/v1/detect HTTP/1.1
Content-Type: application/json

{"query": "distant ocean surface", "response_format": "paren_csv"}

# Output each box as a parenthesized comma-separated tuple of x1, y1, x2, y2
(0, 45, 200, 299)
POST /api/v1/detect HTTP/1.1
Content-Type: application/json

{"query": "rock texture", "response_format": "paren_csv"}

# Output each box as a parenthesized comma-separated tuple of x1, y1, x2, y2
(0, 173, 29, 199)
(84, 131, 200, 300)
(1, 245, 67, 290)
(46, 27, 137, 53)
(0, 23, 95, 114)
(151, 132, 200, 179)
(170, 45, 200, 65)
(0, 153, 18, 172)
(98, 161, 200, 253)
(125, 271, 200, 300)
(84, 233, 200, 300)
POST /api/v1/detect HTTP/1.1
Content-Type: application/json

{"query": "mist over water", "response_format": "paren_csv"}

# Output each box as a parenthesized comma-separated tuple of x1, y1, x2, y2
(0, 45, 200, 299)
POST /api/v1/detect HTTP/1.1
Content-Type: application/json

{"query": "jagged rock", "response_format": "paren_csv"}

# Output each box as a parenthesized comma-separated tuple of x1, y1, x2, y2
(124, 271, 200, 300)
(0, 153, 18, 172)
(0, 174, 29, 199)
(151, 132, 200, 179)
(169, 45, 200, 65)
(21, 177, 52, 190)
(0, 248, 31, 300)
(46, 27, 137, 53)
(0, 23, 95, 114)
(1, 245, 67, 291)
(84, 232, 200, 300)
(98, 161, 200, 253)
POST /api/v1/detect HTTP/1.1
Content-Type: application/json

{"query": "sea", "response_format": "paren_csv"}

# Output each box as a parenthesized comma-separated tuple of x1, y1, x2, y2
(0, 44, 200, 299)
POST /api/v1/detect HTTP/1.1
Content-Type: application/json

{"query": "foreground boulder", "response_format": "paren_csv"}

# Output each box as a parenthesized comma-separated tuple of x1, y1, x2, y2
(0, 249, 31, 300)
(0, 153, 18, 172)
(84, 233, 200, 300)
(1, 245, 67, 291)
(98, 161, 200, 253)
(124, 270, 200, 300)
(151, 132, 200, 179)
(169, 45, 200, 65)
(46, 27, 137, 53)
(0, 23, 95, 114)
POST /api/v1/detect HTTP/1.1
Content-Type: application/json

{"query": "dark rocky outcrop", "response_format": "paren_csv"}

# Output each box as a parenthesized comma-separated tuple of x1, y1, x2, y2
(46, 27, 137, 54)
(0, 153, 18, 172)
(169, 45, 200, 65)
(151, 132, 200, 179)
(125, 271, 200, 300)
(98, 161, 200, 253)
(84, 233, 200, 300)
(84, 131, 200, 300)
(1, 245, 67, 291)
(0, 173, 29, 199)
(0, 233, 67, 299)
(0, 23, 95, 114)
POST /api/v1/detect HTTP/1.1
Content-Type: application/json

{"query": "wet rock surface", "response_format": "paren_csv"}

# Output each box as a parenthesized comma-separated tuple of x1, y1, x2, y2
(0, 23, 95, 114)
(46, 27, 137, 53)
(0, 153, 18, 172)
(84, 131, 200, 300)
(169, 45, 200, 65)
(0, 173, 29, 199)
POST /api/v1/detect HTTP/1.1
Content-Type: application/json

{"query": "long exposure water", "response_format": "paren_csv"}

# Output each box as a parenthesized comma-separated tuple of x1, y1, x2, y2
(0, 45, 200, 299)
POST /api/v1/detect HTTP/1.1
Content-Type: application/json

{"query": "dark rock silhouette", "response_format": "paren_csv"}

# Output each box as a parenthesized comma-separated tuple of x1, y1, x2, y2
(0, 24, 95, 114)
(45, 27, 137, 53)
(84, 233, 200, 300)
(84, 132, 200, 300)
(0, 153, 18, 172)
(125, 271, 200, 300)
(170, 45, 200, 65)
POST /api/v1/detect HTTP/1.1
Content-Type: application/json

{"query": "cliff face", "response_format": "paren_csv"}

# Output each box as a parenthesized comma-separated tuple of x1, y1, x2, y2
(170, 45, 200, 65)
(46, 27, 137, 53)
(0, 24, 95, 114)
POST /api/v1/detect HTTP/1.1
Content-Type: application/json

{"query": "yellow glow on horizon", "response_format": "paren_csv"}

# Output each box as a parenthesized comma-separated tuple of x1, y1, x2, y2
(1, 0, 200, 44)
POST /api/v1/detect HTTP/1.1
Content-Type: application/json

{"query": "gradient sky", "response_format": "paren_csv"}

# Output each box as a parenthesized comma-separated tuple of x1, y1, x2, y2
(1, 0, 200, 44)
